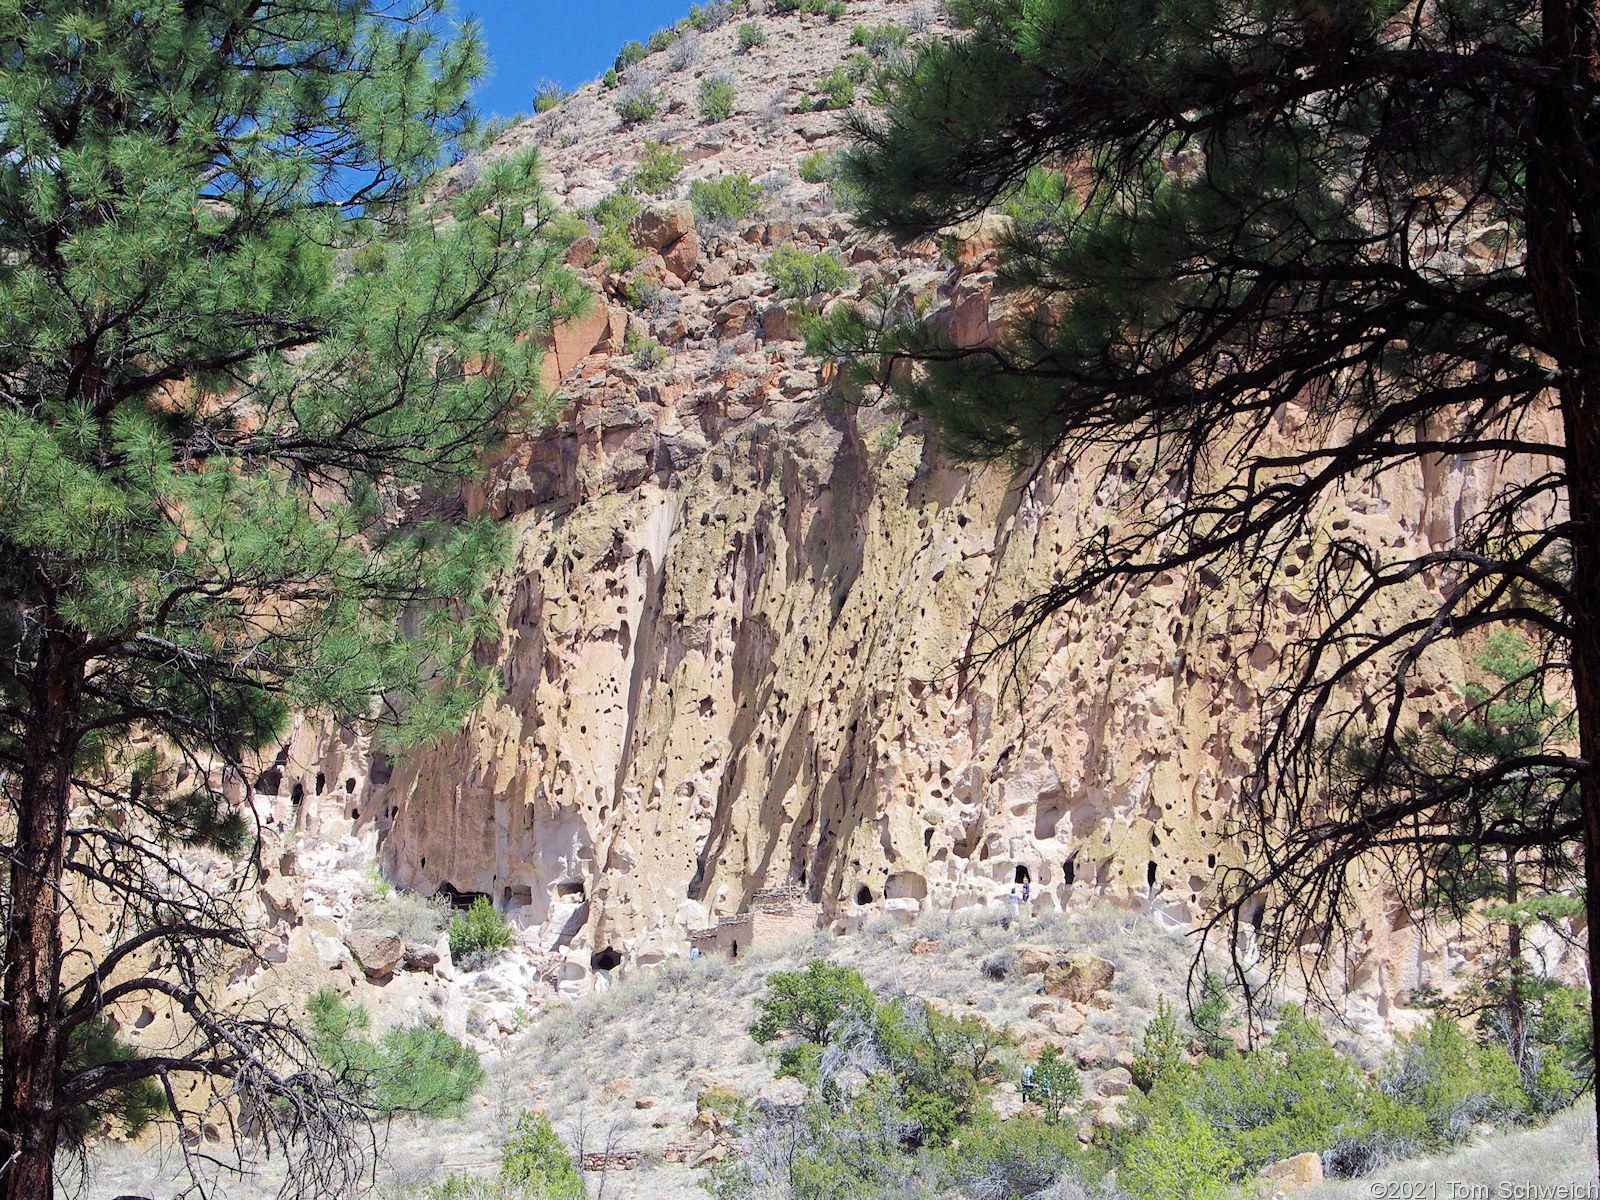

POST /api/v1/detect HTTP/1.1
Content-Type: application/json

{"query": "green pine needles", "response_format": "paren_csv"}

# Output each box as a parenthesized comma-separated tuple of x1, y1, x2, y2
(0, 2, 586, 1195)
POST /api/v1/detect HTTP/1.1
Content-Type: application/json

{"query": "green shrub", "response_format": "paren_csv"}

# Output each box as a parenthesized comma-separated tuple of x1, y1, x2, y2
(589, 191, 643, 273)
(699, 76, 737, 123)
(689, 173, 765, 226)
(1121, 1109, 1241, 1200)
(602, 66, 619, 88)
(632, 140, 685, 195)
(646, 27, 680, 53)
(614, 81, 659, 126)
(1114, 1005, 1550, 1183)
(1181, 1006, 1371, 1170)
(627, 274, 662, 311)
(613, 40, 647, 73)
(689, 2, 734, 30)
(308, 991, 484, 1117)
(1131, 996, 1185, 1093)
(532, 79, 569, 113)
(766, 244, 851, 298)
(501, 1110, 585, 1199)
(736, 21, 766, 51)
(626, 328, 668, 370)
(1191, 973, 1237, 1058)
(448, 895, 512, 966)
(810, 65, 855, 109)
(770, 0, 800, 11)
(952, 1116, 1084, 1200)
(749, 959, 877, 1080)
(850, 22, 909, 56)
(1376, 1016, 1528, 1146)
(543, 210, 590, 249)
(1026, 1045, 1082, 1123)
(798, 150, 835, 183)
(843, 50, 874, 83)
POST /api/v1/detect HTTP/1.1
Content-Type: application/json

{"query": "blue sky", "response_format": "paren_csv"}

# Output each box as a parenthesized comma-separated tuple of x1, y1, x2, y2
(460, 1, 698, 119)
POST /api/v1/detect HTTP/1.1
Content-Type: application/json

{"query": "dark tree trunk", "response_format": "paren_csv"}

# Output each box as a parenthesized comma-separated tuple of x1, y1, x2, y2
(1562, 392, 1600, 1173)
(2, 625, 85, 1200)
(1525, 0, 1600, 1167)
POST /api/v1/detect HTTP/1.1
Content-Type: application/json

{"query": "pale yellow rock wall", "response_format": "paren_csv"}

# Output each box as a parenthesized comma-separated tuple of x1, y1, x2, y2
(274, 0, 1570, 1017)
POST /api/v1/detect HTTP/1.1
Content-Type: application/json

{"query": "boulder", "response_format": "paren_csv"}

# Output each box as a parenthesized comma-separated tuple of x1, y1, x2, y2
(346, 928, 403, 979)
(402, 942, 441, 972)
(761, 303, 801, 341)
(1042, 953, 1115, 1003)
(634, 201, 695, 250)
(1091, 1097, 1127, 1131)
(1027, 1000, 1057, 1019)
(952, 212, 1015, 271)
(1074, 1043, 1110, 1069)
(1096, 1067, 1134, 1097)
(688, 1142, 729, 1168)
(1016, 945, 1064, 975)
(662, 229, 700, 280)
(912, 937, 942, 956)
(1258, 1152, 1324, 1192)
(261, 873, 297, 923)
(1047, 1008, 1085, 1037)
(565, 236, 596, 269)
(542, 305, 611, 385)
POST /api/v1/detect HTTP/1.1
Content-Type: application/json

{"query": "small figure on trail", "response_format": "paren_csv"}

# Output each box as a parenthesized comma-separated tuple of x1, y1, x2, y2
(1006, 887, 1020, 921)
(1021, 1064, 1035, 1095)
(1020, 879, 1031, 902)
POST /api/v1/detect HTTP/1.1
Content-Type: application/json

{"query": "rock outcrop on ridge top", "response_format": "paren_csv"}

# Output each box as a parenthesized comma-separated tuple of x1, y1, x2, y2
(249, 0, 1576, 1022)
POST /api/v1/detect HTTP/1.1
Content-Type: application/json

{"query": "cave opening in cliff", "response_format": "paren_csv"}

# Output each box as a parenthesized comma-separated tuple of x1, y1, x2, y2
(730, 940, 738, 960)
(1146, 861, 1157, 886)
(855, 885, 873, 905)
(1014, 865, 1030, 885)
(591, 947, 622, 971)
(1063, 857, 1076, 886)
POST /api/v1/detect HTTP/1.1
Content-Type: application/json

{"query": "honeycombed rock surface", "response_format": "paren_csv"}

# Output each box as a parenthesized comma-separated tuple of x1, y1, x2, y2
(250, 0, 1576, 1024)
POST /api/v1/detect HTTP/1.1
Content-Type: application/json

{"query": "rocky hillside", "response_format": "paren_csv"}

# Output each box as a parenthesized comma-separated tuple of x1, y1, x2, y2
(247, 0, 1576, 1029)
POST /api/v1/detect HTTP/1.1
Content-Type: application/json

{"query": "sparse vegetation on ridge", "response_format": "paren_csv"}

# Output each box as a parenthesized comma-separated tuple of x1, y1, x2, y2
(689, 173, 766, 227)
(699, 75, 737, 122)
(766, 245, 852, 298)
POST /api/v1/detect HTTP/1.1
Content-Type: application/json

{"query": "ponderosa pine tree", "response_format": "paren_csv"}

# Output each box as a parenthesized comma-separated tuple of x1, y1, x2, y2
(0, 3, 584, 1197)
(811, 0, 1600, 1152)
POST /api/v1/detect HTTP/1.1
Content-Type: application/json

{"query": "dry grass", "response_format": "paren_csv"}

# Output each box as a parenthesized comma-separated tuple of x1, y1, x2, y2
(372, 904, 1202, 1199)
(93, 900, 1556, 1200)
(1306, 1103, 1597, 1197)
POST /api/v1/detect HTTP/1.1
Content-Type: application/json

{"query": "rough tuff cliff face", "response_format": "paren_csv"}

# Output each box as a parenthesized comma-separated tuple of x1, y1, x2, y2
(259, 0, 1570, 1018)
